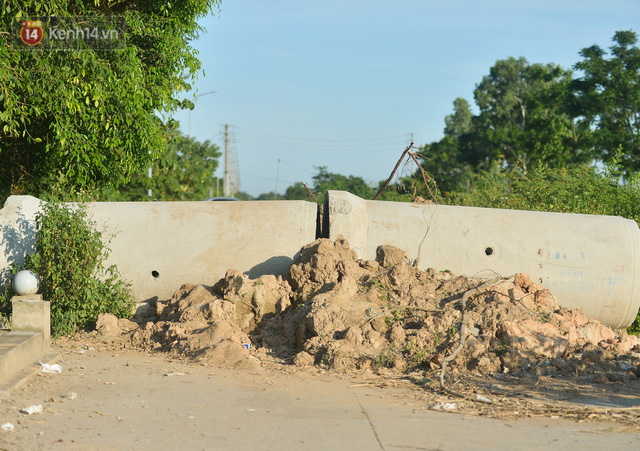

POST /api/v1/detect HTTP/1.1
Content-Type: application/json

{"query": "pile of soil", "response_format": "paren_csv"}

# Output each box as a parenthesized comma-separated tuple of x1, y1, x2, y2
(97, 237, 640, 384)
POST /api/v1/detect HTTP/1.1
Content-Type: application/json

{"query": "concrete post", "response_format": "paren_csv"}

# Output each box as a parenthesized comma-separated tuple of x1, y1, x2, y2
(12, 295, 50, 346)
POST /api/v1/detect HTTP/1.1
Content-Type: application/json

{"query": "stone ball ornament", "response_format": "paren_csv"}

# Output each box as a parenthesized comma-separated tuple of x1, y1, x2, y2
(13, 270, 40, 295)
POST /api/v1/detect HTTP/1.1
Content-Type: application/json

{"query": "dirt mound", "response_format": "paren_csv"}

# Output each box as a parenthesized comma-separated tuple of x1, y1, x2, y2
(268, 239, 639, 383)
(123, 280, 266, 372)
(102, 238, 640, 384)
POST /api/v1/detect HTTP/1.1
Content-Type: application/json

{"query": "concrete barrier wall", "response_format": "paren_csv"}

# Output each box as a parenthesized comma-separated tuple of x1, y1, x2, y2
(0, 196, 318, 303)
(2, 192, 640, 328)
(324, 190, 640, 329)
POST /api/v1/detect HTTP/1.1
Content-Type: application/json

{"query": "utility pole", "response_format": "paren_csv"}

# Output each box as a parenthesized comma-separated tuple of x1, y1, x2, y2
(223, 124, 229, 197)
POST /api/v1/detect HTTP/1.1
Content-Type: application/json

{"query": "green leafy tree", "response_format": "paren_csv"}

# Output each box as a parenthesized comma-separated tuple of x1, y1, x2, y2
(285, 182, 312, 201)
(421, 98, 475, 193)
(572, 30, 640, 174)
(256, 192, 286, 200)
(311, 166, 375, 204)
(233, 191, 253, 201)
(114, 131, 222, 201)
(0, 0, 220, 201)
(283, 167, 376, 204)
(422, 58, 591, 193)
(446, 163, 640, 223)
(444, 97, 473, 137)
(467, 57, 589, 173)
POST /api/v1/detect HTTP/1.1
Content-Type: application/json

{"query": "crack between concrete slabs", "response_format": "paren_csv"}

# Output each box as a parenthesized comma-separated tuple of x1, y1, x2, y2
(354, 392, 386, 451)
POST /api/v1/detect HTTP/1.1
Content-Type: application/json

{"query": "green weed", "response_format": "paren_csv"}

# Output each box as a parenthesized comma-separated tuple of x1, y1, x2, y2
(1, 202, 134, 336)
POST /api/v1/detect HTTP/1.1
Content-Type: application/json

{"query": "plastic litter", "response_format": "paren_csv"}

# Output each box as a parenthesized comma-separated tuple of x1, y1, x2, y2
(474, 394, 493, 404)
(431, 402, 457, 411)
(66, 392, 78, 400)
(21, 405, 43, 415)
(242, 343, 250, 350)
(163, 372, 186, 377)
(619, 361, 635, 371)
(40, 362, 63, 374)
(1, 422, 14, 431)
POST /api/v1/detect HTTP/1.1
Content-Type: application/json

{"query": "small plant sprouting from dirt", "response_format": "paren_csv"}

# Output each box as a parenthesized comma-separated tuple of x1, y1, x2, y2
(493, 343, 508, 357)
(371, 349, 395, 370)
(385, 309, 405, 327)
(403, 338, 431, 368)
(448, 324, 458, 339)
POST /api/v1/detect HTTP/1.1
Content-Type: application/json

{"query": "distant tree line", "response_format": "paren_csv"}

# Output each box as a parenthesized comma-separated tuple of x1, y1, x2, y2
(420, 30, 640, 194)
(274, 30, 640, 204)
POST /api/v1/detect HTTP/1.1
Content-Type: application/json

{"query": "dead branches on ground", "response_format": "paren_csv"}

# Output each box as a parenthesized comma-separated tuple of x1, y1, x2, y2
(438, 277, 506, 403)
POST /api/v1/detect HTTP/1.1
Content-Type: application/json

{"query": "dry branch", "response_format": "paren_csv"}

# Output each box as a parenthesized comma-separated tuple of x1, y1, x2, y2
(407, 151, 438, 202)
(373, 142, 439, 203)
(302, 181, 320, 207)
(373, 142, 414, 200)
(438, 277, 506, 402)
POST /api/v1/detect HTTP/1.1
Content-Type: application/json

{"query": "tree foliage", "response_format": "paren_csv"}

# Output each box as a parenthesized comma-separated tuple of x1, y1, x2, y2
(420, 30, 640, 194)
(113, 131, 221, 201)
(285, 166, 376, 204)
(447, 162, 640, 224)
(423, 57, 591, 194)
(256, 192, 286, 200)
(421, 98, 475, 193)
(468, 57, 588, 173)
(572, 30, 640, 174)
(0, 0, 220, 201)
(313, 166, 374, 199)
(284, 182, 311, 201)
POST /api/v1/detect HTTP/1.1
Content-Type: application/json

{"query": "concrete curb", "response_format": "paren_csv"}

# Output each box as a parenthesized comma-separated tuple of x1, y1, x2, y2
(0, 351, 60, 399)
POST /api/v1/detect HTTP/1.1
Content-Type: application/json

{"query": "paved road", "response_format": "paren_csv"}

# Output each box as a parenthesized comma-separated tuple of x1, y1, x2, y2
(1, 347, 639, 450)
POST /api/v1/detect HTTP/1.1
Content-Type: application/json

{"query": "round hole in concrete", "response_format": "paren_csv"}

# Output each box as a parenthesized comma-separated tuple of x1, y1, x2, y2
(485, 247, 494, 256)
(151, 270, 160, 279)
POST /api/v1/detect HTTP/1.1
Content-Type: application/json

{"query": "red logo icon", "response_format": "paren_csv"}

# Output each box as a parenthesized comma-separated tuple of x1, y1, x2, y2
(20, 20, 44, 46)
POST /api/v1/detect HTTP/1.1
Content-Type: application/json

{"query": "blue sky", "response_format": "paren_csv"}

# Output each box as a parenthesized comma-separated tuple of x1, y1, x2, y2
(170, 0, 640, 197)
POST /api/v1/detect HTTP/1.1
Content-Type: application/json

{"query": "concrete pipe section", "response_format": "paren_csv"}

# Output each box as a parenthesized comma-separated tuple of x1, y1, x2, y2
(0, 196, 318, 304)
(87, 199, 318, 302)
(2, 192, 640, 328)
(324, 190, 640, 329)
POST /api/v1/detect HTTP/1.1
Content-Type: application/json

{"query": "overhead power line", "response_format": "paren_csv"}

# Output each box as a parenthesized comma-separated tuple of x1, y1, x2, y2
(234, 138, 407, 154)
(235, 126, 408, 147)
